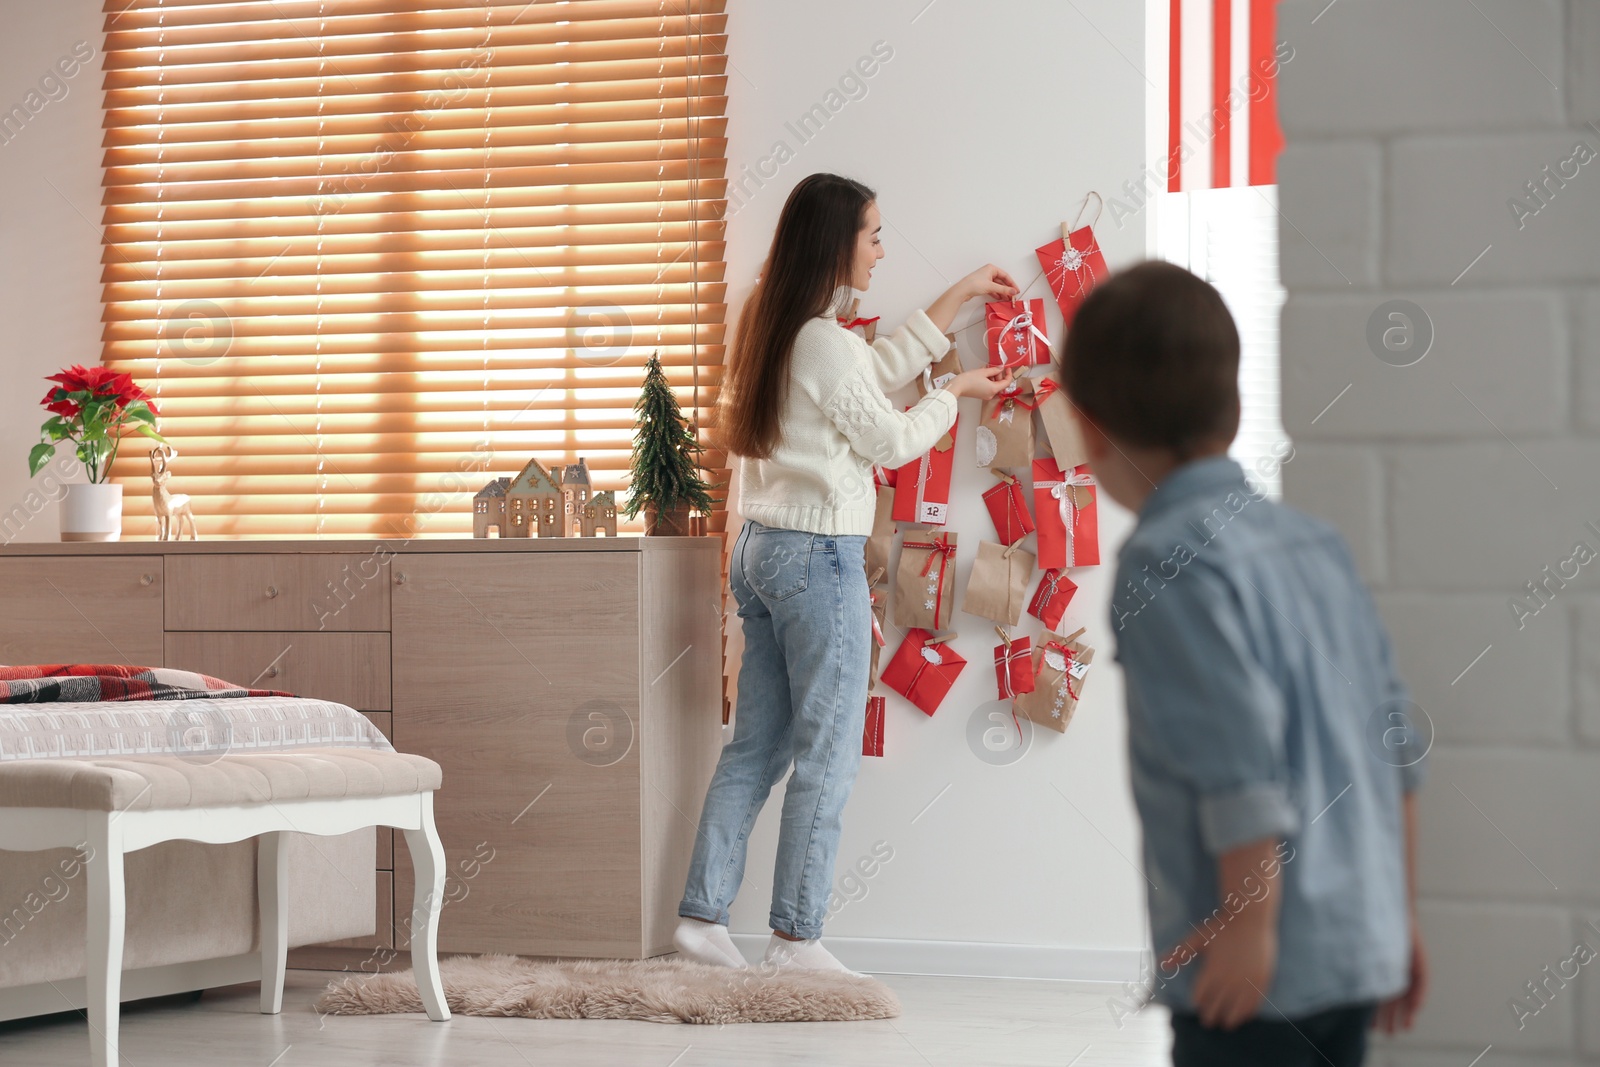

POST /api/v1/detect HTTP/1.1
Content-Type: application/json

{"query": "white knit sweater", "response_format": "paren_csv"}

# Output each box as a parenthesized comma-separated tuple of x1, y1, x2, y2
(737, 307, 958, 536)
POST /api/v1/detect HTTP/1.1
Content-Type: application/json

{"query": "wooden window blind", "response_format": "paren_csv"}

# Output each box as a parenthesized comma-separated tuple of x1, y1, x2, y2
(98, 0, 729, 538)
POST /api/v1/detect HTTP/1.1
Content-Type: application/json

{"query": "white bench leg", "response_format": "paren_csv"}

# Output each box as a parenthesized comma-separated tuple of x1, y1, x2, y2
(86, 814, 126, 1067)
(401, 792, 450, 1021)
(258, 831, 290, 1014)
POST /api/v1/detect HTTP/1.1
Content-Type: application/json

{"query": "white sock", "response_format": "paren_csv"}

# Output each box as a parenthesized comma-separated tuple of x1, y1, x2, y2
(762, 933, 863, 977)
(673, 917, 747, 969)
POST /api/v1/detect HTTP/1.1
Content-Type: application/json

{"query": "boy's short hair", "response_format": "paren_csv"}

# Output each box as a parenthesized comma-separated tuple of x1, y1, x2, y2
(1059, 261, 1241, 457)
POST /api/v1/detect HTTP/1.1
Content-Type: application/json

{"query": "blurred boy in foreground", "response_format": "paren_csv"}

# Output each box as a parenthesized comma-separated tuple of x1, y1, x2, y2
(1059, 262, 1427, 1066)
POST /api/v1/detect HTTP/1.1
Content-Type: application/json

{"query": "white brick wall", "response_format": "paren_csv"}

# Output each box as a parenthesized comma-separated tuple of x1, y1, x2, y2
(1277, 1, 1600, 1062)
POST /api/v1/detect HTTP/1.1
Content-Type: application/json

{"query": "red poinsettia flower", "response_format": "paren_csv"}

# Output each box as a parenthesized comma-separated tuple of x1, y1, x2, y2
(44, 365, 94, 393)
(31, 364, 166, 482)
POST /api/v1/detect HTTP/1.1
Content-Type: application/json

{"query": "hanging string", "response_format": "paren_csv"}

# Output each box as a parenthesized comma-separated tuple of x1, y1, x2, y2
(948, 191, 1104, 340)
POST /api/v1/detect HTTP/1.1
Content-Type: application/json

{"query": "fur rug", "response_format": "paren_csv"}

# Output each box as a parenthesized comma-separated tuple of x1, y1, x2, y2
(314, 954, 901, 1025)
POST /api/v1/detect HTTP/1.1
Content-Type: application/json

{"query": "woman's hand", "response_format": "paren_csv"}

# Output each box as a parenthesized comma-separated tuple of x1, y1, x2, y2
(944, 365, 1015, 401)
(925, 264, 1021, 332)
(959, 263, 1020, 303)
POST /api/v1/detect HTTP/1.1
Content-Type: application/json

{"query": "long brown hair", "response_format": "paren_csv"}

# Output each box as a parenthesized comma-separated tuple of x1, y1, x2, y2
(717, 173, 876, 459)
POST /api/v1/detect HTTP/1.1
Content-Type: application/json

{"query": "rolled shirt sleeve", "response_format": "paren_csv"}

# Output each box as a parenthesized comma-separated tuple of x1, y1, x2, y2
(1116, 549, 1301, 855)
(1374, 605, 1429, 795)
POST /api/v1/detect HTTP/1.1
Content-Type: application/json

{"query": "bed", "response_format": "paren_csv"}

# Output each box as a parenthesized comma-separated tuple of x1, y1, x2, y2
(0, 690, 391, 1022)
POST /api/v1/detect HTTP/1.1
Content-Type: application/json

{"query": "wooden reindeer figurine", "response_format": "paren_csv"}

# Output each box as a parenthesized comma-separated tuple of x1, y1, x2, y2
(149, 445, 197, 541)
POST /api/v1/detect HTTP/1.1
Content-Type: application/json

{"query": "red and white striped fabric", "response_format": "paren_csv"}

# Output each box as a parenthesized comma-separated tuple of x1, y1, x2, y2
(1167, 0, 1288, 192)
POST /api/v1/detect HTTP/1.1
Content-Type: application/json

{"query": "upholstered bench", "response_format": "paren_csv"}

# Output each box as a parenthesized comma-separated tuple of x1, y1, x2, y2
(0, 748, 450, 1067)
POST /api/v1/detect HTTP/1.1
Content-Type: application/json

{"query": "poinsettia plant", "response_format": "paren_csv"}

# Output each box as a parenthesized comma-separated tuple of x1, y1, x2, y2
(30, 365, 165, 483)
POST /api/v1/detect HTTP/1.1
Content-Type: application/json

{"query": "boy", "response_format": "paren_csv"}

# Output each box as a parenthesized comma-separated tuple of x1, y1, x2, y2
(1059, 262, 1427, 1066)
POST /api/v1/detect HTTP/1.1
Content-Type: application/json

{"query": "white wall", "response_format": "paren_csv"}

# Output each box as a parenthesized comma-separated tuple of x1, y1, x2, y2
(0, 0, 104, 543)
(720, 0, 1155, 980)
(1275, 1, 1600, 1062)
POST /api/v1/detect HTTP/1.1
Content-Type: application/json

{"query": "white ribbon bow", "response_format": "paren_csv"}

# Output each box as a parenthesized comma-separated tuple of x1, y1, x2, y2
(999, 307, 1048, 363)
(1040, 471, 1096, 566)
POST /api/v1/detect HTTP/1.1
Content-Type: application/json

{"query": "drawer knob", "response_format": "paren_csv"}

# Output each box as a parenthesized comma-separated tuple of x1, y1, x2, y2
(394, 572, 407, 586)
(266, 665, 281, 678)
(265, 585, 279, 599)
(139, 574, 154, 587)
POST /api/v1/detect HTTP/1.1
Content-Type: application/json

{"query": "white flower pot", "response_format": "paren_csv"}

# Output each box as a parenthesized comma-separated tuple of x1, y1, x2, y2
(60, 483, 123, 542)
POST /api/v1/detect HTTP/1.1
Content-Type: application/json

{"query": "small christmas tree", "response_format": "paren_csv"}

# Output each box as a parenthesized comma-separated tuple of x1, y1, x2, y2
(622, 351, 716, 533)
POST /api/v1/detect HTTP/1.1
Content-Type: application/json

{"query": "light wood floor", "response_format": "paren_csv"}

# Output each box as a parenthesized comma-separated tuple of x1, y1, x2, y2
(0, 968, 1175, 1067)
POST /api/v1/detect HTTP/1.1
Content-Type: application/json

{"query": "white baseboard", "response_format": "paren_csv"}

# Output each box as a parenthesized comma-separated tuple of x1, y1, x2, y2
(730, 933, 1148, 988)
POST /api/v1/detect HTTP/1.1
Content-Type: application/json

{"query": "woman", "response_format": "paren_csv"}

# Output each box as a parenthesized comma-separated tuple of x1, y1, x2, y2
(674, 173, 1018, 973)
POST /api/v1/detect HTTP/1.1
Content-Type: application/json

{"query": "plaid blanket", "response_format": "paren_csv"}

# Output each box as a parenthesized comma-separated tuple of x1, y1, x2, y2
(0, 664, 292, 704)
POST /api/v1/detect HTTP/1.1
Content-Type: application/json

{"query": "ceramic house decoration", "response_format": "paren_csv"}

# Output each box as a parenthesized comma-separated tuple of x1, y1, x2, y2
(581, 489, 618, 536)
(473, 478, 512, 537)
(475, 456, 608, 538)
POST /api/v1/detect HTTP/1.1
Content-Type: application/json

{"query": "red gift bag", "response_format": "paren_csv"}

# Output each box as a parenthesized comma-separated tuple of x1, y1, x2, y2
(985, 298, 1050, 368)
(1028, 567, 1079, 631)
(863, 694, 885, 757)
(982, 472, 1035, 545)
(892, 414, 957, 526)
(880, 629, 966, 716)
(992, 631, 1035, 700)
(1032, 458, 1100, 569)
(1036, 194, 1108, 327)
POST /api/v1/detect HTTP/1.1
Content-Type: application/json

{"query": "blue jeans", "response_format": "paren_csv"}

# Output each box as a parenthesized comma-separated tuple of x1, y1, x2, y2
(679, 519, 871, 939)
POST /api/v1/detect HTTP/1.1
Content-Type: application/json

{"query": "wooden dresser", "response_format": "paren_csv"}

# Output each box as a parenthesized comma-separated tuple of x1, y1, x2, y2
(0, 537, 723, 962)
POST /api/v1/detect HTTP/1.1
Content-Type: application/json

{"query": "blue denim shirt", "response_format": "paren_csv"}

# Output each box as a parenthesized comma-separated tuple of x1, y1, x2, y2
(1110, 456, 1424, 1019)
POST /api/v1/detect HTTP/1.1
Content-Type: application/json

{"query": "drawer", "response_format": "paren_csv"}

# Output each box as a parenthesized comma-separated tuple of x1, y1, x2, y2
(166, 554, 390, 632)
(165, 631, 391, 711)
(0, 557, 164, 665)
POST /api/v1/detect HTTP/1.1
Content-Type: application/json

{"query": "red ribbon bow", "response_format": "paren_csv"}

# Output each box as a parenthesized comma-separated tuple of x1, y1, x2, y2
(1043, 639, 1081, 701)
(838, 315, 881, 331)
(1034, 377, 1061, 404)
(906, 534, 956, 628)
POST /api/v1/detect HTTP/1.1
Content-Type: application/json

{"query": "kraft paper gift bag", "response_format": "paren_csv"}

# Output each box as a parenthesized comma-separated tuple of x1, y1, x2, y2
(867, 569, 890, 681)
(1033, 376, 1089, 469)
(976, 377, 1036, 470)
(961, 538, 1035, 627)
(894, 530, 958, 632)
(866, 485, 897, 580)
(836, 296, 879, 342)
(915, 334, 963, 400)
(1015, 627, 1095, 733)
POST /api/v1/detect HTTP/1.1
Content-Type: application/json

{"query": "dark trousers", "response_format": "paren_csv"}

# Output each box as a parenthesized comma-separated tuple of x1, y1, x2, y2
(1171, 1002, 1376, 1067)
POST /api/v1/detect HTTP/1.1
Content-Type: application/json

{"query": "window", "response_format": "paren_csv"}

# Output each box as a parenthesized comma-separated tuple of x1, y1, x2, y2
(1158, 186, 1289, 498)
(99, 0, 729, 538)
